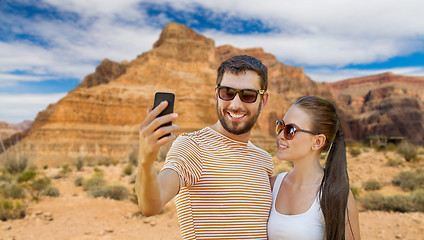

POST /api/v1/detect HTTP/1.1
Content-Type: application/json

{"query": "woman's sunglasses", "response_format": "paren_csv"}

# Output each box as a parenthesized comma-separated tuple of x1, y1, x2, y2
(217, 85, 265, 103)
(275, 120, 320, 140)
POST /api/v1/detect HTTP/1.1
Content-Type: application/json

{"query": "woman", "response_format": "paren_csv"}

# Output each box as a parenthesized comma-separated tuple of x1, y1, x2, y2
(267, 96, 360, 240)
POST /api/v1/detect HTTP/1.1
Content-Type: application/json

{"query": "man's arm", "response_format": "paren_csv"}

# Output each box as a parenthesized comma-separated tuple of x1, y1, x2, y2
(135, 101, 180, 216)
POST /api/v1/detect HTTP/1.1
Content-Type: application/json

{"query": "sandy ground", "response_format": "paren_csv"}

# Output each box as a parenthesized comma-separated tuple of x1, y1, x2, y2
(1, 148, 424, 240)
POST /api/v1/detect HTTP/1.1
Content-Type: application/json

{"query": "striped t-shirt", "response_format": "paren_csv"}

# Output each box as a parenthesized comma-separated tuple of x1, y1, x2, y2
(162, 127, 274, 239)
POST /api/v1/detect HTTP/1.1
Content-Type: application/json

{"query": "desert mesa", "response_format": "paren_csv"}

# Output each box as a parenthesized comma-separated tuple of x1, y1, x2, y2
(2, 22, 424, 166)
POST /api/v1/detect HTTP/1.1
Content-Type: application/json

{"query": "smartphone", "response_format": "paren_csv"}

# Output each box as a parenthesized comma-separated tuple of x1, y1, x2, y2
(153, 92, 175, 137)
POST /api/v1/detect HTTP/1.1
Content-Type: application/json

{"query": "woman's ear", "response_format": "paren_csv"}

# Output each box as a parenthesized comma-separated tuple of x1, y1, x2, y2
(312, 134, 326, 151)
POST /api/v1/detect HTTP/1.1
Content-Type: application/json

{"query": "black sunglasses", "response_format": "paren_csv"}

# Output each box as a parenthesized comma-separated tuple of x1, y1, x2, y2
(217, 85, 265, 103)
(275, 120, 320, 140)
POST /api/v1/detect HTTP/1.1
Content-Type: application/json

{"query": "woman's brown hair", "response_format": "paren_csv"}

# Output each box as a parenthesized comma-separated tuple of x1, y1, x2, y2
(294, 96, 350, 240)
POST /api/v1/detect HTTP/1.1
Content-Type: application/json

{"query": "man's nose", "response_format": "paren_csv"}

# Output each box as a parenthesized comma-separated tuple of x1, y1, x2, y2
(228, 93, 244, 108)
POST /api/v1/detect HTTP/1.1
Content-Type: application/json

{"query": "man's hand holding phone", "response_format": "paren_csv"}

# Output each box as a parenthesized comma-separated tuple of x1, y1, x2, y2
(136, 93, 179, 216)
(139, 92, 178, 166)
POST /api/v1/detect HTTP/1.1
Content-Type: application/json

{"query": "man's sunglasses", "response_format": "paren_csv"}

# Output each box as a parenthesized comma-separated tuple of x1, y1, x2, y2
(216, 85, 265, 103)
(275, 120, 320, 140)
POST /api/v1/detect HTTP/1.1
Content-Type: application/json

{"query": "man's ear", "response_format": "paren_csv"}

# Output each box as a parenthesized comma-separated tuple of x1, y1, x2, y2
(260, 92, 269, 109)
(312, 134, 326, 151)
(214, 87, 218, 100)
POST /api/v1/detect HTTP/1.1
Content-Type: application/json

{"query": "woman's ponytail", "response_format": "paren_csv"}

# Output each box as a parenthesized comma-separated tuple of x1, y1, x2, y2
(294, 96, 350, 240)
(320, 123, 349, 240)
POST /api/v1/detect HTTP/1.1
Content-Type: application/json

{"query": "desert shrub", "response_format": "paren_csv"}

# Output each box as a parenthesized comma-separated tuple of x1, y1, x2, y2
(373, 145, 387, 152)
(360, 192, 385, 210)
(28, 176, 51, 201)
(30, 177, 51, 192)
(361, 190, 424, 213)
(104, 185, 130, 200)
(74, 177, 84, 187)
(1, 183, 26, 199)
(385, 143, 397, 152)
(0, 198, 26, 221)
(350, 186, 361, 199)
(60, 163, 72, 176)
(82, 156, 97, 167)
(128, 149, 138, 166)
(412, 189, 424, 212)
(43, 186, 60, 197)
(0, 169, 12, 182)
(1, 152, 29, 174)
(419, 172, 424, 186)
(74, 157, 84, 171)
(386, 155, 403, 167)
(95, 156, 108, 166)
(392, 171, 423, 191)
(93, 167, 104, 177)
(82, 176, 107, 191)
(130, 187, 138, 205)
(96, 156, 119, 167)
(384, 195, 415, 212)
(128, 173, 137, 184)
(17, 169, 37, 183)
(83, 175, 108, 198)
(123, 164, 133, 176)
(27, 164, 38, 171)
(362, 179, 382, 191)
(87, 186, 107, 198)
(348, 147, 361, 157)
(397, 141, 419, 162)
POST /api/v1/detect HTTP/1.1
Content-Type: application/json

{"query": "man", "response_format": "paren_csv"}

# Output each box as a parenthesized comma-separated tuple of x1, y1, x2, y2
(136, 55, 273, 239)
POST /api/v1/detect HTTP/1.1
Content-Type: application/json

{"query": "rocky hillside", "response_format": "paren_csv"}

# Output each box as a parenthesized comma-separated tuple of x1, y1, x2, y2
(328, 72, 424, 144)
(3, 22, 423, 166)
(0, 120, 32, 140)
(0, 121, 16, 142)
(7, 22, 335, 166)
(0, 120, 32, 142)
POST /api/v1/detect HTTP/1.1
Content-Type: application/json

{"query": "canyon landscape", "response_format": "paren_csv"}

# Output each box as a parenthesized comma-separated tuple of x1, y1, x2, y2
(1, 22, 424, 239)
(1, 146, 423, 239)
(3, 22, 424, 165)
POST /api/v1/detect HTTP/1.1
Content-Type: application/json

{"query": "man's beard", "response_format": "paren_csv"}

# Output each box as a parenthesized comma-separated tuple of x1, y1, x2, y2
(216, 102, 261, 135)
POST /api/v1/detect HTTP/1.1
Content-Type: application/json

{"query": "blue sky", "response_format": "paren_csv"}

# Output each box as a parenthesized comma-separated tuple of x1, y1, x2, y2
(1, 0, 424, 124)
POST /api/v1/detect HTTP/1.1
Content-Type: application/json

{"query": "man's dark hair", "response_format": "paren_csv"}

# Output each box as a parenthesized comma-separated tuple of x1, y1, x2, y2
(216, 55, 268, 91)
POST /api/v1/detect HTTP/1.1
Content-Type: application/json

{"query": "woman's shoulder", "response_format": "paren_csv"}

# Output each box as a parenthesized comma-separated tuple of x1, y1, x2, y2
(270, 172, 288, 190)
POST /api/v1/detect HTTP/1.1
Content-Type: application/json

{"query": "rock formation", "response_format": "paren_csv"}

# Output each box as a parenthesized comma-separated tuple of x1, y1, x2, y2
(5, 22, 336, 165)
(0, 121, 16, 142)
(0, 120, 32, 142)
(0, 120, 32, 153)
(2, 22, 423, 166)
(328, 72, 424, 144)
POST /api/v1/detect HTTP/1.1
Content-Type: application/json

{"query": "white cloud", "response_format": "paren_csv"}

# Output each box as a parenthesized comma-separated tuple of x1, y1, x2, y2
(0, 93, 67, 124)
(166, 0, 424, 37)
(1, 3, 160, 80)
(151, 0, 424, 66)
(305, 66, 424, 83)
(2, 0, 423, 82)
(0, 73, 55, 88)
(202, 30, 412, 66)
(43, 0, 143, 18)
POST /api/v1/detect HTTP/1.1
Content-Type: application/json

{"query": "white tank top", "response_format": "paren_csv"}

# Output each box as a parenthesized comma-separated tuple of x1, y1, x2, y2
(267, 172, 325, 240)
